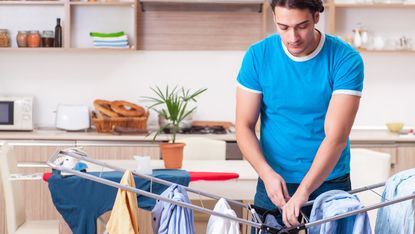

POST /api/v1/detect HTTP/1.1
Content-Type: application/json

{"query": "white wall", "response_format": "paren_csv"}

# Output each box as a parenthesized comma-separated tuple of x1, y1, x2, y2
(0, 51, 242, 128)
(355, 52, 415, 128)
(1, 50, 414, 129)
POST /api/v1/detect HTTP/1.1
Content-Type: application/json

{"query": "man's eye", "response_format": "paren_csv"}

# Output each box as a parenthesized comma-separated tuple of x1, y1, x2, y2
(299, 25, 308, 29)
(280, 26, 288, 31)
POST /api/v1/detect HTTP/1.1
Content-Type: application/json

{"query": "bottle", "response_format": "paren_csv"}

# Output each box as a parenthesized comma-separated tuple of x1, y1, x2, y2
(353, 28, 362, 48)
(54, 18, 62, 48)
(360, 29, 368, 48)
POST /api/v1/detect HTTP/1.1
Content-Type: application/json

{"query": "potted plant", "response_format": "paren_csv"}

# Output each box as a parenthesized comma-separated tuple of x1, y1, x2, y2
(143, 85, 207, 169)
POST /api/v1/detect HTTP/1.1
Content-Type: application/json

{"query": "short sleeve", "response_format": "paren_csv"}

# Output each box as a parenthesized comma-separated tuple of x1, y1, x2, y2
(236, 46, 262, 94)
(332, 51, 364, 96)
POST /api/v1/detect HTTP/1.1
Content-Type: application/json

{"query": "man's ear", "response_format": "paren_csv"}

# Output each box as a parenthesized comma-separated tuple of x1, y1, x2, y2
(313, 12, 320, 24)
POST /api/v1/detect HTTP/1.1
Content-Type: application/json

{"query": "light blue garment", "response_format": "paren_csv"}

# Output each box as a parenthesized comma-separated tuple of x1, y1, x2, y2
(151, 184, 195, 234)
(236, 33, 364, 183)
(263, 214, 283, 234)
(375, 168, 415, 234)
(309, 190, 371, 234)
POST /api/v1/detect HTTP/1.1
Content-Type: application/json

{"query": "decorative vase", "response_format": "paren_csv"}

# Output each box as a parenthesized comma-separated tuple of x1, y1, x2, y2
(159, 143, 185, 169)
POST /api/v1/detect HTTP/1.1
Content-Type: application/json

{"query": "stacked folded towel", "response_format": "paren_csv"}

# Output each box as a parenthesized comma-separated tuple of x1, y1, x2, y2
(90, 31, 129, 49)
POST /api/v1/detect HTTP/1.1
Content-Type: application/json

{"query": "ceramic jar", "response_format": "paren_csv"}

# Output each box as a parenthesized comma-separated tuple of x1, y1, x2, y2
(27, 30, 41, 48)
(0, 29, 10, 47)
(41, 30, 54, 47)
(16, 31, 28, 47)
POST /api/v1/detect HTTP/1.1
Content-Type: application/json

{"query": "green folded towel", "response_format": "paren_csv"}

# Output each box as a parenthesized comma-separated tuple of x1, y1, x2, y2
(89, 31, 125, 38)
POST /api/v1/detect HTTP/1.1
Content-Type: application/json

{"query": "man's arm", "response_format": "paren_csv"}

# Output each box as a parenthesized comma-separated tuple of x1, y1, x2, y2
(236, 87, 290, 208)
(283, 94, 361, 227)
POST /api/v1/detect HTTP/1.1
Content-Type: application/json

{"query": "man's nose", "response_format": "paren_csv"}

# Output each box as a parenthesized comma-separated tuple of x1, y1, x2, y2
(288, 29, 300, 43)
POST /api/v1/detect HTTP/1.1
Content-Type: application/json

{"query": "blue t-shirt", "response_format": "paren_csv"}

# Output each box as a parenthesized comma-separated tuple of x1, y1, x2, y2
(237, 33, 364, 183)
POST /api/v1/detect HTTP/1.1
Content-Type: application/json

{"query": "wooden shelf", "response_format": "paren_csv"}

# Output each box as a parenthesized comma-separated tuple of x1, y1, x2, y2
(0, 47, 138, 51)
(1, 0, 414, 50)
(140, 0, 262, 3)
(335, 2, 415, 8)
(69, 1, 135, 6)
(0, 48, 65, 51)
(67, 47, 136, 51)
(358, 48, 415, 53)
(0, 0, 64, 5)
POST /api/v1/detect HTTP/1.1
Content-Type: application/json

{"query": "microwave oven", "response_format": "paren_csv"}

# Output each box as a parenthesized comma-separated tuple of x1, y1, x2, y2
(0, 96, 33, 131)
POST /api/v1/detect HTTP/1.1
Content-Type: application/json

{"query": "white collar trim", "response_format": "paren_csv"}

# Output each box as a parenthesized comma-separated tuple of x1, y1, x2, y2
(281, 30, 325, 62)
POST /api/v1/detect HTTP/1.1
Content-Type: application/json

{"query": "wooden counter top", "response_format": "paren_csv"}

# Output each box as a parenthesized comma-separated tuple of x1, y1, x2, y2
(0, 128, 237, 142)
(1, 128, 415, 143)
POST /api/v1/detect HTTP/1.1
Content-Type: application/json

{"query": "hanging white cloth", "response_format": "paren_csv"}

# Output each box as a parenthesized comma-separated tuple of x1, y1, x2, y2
(206, 198, 240, 234)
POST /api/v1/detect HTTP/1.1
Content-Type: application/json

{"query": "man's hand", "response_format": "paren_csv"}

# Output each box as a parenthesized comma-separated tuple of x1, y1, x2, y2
(282, 189, 309, 227)
(262, 170, 291, 209)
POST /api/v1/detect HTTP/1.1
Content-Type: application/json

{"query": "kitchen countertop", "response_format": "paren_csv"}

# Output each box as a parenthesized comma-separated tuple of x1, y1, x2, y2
(1, 128, 415, 143)
(350, 129, 415, 143)
(0, 128, 238, 142)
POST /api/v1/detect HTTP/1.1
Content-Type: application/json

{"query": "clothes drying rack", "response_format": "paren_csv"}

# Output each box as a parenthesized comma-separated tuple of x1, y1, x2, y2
(47, 148, 415, 234)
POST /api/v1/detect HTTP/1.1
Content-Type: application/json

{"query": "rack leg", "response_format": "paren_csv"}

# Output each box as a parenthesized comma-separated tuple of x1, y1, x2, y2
(242, 200, 254, 234)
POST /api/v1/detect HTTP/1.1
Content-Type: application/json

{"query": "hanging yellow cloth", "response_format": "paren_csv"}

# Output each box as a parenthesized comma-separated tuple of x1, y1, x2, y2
(106, 170, 139, 234)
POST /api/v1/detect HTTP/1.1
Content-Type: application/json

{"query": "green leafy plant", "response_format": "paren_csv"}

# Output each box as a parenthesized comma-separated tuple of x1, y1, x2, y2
(143, 86, 207, 143)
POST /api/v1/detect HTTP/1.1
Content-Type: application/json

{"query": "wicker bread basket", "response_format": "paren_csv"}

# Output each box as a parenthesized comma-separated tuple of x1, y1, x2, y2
(92, 111, 149, 133)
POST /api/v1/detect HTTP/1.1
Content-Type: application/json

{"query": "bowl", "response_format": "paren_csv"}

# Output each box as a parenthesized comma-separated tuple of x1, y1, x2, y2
(386, 122, 404, 133)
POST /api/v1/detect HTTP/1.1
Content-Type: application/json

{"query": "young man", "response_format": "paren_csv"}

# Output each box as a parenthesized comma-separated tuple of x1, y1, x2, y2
(235, 0, 364, 229)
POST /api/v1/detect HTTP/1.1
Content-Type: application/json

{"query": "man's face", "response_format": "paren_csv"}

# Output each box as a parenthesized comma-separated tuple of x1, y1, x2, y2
(273, 6, 320, 56)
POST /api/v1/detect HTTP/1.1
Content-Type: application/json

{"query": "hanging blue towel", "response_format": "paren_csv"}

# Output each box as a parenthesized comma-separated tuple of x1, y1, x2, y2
(48, 169, 190, 234)
(375, 168, 415, 234)
(309, 190, 371, 234)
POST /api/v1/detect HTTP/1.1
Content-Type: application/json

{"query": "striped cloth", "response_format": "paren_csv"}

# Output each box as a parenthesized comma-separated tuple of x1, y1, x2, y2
(90, 32, 130, 49)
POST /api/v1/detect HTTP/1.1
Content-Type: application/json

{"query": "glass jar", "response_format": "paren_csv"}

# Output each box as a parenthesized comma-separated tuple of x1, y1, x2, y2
(27, 30, 41, 48)
(0, 29, 10, 47)
(16, 30, 28, 48)
(41, 30, 54, 47)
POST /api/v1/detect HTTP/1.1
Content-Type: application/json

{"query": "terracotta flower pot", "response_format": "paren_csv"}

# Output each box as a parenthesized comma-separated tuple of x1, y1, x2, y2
(159, 143, 185, 169)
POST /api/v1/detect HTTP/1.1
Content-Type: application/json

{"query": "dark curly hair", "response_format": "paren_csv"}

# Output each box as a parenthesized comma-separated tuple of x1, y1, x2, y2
(271, 0, 324, 14)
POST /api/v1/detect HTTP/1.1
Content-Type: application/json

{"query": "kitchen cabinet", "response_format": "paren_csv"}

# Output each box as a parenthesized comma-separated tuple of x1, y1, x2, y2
(0, 0, 138, 50)
(138, 1, 267, 50)
(151, 0, 415, 50)
(331, 1, 415, 53)
(76, 140, 160, 159)
(0, 1, 65, 49)
(69, 1, 137, 49)
(261, 0, 415, 53)
(1, 0, 414, 51)
(0, 0, 267, 50)
(351, 143, 415, 175)
(228, 141, 415, 176)
(351, 143, 398, 175)
(395, 144, 415, 173)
